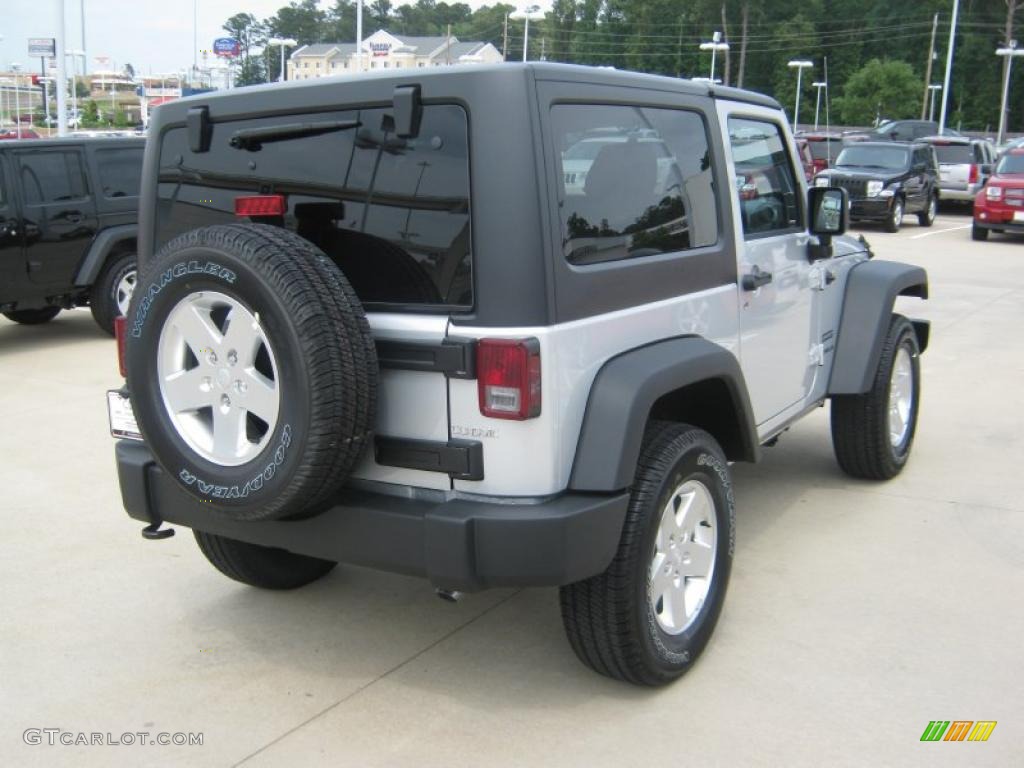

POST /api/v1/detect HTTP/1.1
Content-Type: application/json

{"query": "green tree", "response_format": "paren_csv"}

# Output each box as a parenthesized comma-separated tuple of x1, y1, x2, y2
(836, 59, 923, 125)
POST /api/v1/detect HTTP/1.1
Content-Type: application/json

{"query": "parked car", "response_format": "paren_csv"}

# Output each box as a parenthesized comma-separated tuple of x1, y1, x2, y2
(920, 135, 997, 204)
(0, 137, 143, 333)
(972, 147, 1024, 240)
(107, 64, 928, 686)
(846, 120, 963, 143)
(0, 128, 41, 140)
(797, 131, 844, 174)
(814, 141, 940, 231)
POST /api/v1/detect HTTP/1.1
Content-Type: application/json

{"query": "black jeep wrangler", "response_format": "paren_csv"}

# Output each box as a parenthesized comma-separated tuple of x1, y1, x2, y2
(0, 137, 143, 334)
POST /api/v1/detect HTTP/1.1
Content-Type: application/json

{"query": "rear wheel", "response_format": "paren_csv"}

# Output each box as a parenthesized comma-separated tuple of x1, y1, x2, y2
(194, 531, 336, 589)
(560, 422, 734, 686)
(884, 198, 904, 233)
(971, 223, 989, 241)
(2, 307, 61, 325)
(917, 195, 937, 227)
(90, 251, 137, 335)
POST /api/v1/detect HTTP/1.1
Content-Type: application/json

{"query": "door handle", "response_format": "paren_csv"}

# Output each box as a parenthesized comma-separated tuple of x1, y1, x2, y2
(64, 212, 84, 223)
(741, 266, 773, 291)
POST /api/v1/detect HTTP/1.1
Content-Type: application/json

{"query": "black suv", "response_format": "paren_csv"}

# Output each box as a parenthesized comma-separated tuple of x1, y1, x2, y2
(813, 141, 940, 232)
(0, 137, 144, 333)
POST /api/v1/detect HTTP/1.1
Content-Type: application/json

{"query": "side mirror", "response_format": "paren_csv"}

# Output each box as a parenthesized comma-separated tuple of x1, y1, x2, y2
(981, 163, 993, 176)
(807, 187, 848, 260)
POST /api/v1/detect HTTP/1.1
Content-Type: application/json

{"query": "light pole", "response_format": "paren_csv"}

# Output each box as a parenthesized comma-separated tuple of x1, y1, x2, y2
(787, 60, 813, 130)
(67, 49, 85, 128)
(699, 32, 729, 83)
(356, 0, 363, 72)
(996, 43, 1024, 146)
(267, 38, 298, 82)
(10, 63, 22, 139)
(939, 0, 960, 135)
(510, 6, 543, 63)
(927, 84, 943, 123)
(812, 81, 827, 130)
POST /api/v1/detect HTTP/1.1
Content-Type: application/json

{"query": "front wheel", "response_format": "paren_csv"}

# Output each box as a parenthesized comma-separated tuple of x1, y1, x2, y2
(560, 422, 734, 686)
(2, 307, 61, 325)
(971, 223, 989, 241)
(831, 315, 921, 480)
(194, 531, 336, 589)
(917, 195, 937, 227)
(884, 198, 904, 233)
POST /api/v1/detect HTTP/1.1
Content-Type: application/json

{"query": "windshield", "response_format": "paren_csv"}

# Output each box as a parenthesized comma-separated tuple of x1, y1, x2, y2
(806, 139, 840, 160)
(835, 146, 909, 170)
(932, 144, 972, 164)
(876, 121, 896, 132)
(996, 153, 1024, 174)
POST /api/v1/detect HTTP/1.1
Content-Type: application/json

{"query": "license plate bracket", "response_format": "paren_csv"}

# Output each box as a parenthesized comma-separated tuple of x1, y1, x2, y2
(107, 390, 143, 441)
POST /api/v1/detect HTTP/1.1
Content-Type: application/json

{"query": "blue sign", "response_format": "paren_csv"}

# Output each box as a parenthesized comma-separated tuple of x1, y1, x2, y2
(213, 38, 241, 58)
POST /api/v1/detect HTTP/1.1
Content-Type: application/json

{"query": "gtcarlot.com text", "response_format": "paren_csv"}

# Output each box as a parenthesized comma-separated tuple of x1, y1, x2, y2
(23, 729, 203, 747)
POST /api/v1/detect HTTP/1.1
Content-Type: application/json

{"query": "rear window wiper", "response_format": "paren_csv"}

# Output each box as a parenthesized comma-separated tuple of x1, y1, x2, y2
(229, 120, 361, 151)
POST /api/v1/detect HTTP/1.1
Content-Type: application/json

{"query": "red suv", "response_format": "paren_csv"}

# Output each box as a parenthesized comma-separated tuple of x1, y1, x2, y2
(973, 148, 1024, 241)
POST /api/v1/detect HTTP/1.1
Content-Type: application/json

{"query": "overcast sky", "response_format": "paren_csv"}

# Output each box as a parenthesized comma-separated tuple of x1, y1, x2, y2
(1, 0, 532, 76)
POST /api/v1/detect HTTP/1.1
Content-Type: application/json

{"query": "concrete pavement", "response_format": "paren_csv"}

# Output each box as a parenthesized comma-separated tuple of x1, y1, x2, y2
(1, 212, 1021, 767)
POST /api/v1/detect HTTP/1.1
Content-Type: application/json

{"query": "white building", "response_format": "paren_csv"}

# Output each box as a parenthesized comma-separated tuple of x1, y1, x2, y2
(288, 30, 503, 80)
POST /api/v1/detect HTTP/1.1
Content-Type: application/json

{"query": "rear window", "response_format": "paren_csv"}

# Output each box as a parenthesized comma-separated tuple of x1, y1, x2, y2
(932, 144, 972, 165)
(96, 147, 143, 198)
(155, 104, 471, 309)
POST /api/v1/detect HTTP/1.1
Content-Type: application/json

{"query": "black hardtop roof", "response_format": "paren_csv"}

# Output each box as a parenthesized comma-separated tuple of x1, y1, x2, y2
(155, 62, 780, 124)
(0, 136, 145, 151)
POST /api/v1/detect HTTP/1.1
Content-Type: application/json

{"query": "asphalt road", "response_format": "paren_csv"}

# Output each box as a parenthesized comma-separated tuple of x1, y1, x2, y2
(2, 211, 1021, 767)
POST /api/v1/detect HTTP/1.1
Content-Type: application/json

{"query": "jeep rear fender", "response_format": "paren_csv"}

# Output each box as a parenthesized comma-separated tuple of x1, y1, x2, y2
(74, 224, 138, 287)
(569, 337, 760, 493)
(828, 260, 928, 395)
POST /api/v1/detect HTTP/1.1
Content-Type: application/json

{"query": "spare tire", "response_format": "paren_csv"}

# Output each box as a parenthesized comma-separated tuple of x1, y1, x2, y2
(125, 223, 377, 520)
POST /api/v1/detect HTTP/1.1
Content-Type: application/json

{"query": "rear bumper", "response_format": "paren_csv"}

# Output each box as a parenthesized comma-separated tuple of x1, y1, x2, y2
(116, 441, 629, 592)
(939, 184, 981, 202)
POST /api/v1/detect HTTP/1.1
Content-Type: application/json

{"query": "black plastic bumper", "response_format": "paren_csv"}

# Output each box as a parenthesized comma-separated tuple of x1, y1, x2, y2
(849, 198, 895, 221)
(973, 218, 1024, 233)
(116, 441, 629, 592)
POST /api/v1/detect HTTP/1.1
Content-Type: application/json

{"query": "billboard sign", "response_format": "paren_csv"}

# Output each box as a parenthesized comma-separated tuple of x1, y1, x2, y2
(213, 38, 241, 58)
(28, 38, 56, 58)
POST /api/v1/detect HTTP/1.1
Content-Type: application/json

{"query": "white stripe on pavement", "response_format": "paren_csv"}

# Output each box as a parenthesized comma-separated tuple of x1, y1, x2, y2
(909, 224, 972, 240)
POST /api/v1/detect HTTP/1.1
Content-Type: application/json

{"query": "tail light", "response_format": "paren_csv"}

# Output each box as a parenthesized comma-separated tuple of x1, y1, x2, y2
(234, 194, 286, 217)
(477, 338, 541, 420)
(114, 316, 128, 377)
(968, 164, 979, 184)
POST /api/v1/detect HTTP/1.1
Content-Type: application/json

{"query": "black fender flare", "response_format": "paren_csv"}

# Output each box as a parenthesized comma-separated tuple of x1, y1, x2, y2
(73, 224, 138, 287)
(569, 337, 760, 493)
(828, 259, 928, 395)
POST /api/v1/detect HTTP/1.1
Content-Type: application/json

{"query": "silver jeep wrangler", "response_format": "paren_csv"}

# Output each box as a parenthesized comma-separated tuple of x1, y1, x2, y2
(110, 64, 928, 686)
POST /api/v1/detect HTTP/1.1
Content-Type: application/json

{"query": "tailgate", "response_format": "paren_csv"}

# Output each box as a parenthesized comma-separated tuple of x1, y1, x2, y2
(939, 163, 969, 189)
(349, 313, 453, 491)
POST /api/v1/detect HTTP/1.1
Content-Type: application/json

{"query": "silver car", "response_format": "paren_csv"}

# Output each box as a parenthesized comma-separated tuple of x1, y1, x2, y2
(921, 136, 997, 202)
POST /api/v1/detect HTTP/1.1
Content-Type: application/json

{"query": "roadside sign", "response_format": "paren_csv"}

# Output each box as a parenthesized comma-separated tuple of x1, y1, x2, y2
(28, 38, 56, 58)
(213, 38, 241, 58)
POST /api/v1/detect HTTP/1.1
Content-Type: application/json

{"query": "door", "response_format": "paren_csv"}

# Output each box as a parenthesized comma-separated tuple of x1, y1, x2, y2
(723, 109, 818, 426)
(0, 155, 23, 303)
(14, 148, 98, 289)
(905, 147, 929, 211)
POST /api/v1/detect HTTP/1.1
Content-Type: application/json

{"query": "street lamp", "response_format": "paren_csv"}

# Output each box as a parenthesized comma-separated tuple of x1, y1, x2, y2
(927, 84, 943, 123)
(699, 32, 729, 83)
(812, 81, 827, 130)
(67, 49, 85, 129)
(267, 38, 298, 82)
(787, 60, 813, 129)
(510, 5, 543, 63)
(10, 63, 22, 139)
(996, 43, 1024, 146)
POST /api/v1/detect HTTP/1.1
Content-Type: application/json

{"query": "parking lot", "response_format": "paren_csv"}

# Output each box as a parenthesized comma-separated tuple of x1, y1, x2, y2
(2, 210, 1021, 767)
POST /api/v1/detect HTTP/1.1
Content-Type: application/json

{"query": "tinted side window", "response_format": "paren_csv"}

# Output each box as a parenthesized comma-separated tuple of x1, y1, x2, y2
(552, 104, 718, 265)
(96, 147, 143, 198)
(156, 105, 471, 308)
(727, 118, 801, 236)
(18, 150, 88, 204)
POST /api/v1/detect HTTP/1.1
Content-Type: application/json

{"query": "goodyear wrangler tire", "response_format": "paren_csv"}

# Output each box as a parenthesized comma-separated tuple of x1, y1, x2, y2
(125, 224, 377, 521)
